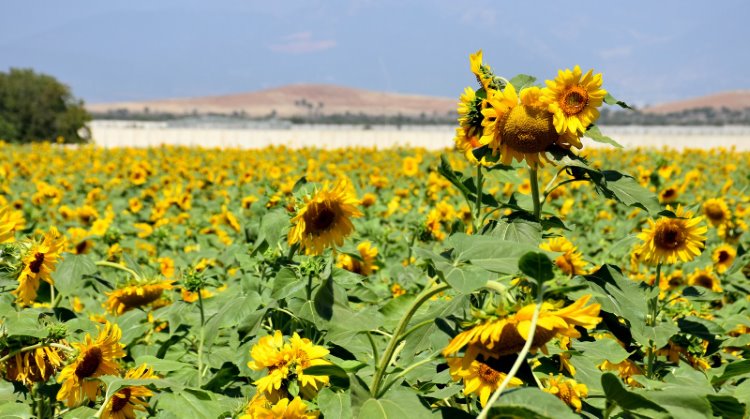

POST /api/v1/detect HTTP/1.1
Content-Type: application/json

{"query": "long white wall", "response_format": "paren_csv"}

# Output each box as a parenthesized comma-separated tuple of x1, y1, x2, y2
(89, 121, 750, 150)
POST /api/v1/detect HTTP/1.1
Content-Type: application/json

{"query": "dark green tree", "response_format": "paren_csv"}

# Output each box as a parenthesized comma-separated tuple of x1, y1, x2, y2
(0, 68, 91, 143)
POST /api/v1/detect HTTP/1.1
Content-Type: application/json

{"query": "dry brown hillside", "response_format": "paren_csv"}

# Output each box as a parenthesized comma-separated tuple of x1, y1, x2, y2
(644, 90, 750, 114)
(86, 84, 458, 118)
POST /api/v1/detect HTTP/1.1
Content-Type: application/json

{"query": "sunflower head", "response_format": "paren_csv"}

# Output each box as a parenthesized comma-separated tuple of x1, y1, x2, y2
(703, 198, 730, 227)
(539, 237, 587, 276)
(100, 364, 157, 419)
(712, 244, 736, 273)
(688, 267, 722, 292)
(13, 227, 66, 305)
(636, 206, 707, 265)
(543, 374, 588, 412)
(288, 180, 362, 255)
(541, 66, 607, 135)
(104, 279, 174, 315)
(1, 344, 67, 386)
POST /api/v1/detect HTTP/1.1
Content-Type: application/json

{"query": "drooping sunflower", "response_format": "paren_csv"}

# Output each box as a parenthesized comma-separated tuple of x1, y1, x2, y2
(542, 374, 588, 412)
(443, 295, 601, 360)
(57, 322, 126, 407)
(480, 84, 583, 168)
(288, 180, 362, 255)
(702, 198, 731, 227)
(100, 364, 157, 419)
(712, 244, 736, 274)
(13, 227, 66, 305)
(687, 267, 722, 292)
(104, 279, 174, 315)
(541, 65, 607, 136)
(1, 344, 67, 386)
(539, 237, 587, 276)
(446, 357, 522, 407)
(336, 241, 379, 276)
(636, 206, 706, 265)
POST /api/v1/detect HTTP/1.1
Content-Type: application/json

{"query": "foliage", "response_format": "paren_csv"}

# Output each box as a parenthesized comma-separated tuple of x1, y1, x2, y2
(0, 68, 91, 143)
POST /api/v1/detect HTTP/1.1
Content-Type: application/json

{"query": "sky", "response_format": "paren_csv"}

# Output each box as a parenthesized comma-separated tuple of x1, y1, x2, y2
(1, 0, 748, 107)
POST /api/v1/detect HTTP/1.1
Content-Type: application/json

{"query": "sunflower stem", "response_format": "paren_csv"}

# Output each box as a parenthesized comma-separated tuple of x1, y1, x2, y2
(378, 350, 441, 396)
(477, 284, 544, 419)
(196, 281, 206, 387)
(94, 260, 141, 282)
(474, 164, 483, 232)
(529, 167, 541, 221)
(370, 283, 450, 398)
(646, 263, 662, 379)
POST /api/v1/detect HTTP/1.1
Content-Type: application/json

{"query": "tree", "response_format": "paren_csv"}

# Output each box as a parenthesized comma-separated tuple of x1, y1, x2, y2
(0, 68, 91, 143)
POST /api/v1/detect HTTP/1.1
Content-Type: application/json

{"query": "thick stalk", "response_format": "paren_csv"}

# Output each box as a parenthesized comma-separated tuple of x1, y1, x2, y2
(646, 263, 662, 378)
(370, 283, 450, 397)
(477, 286, 544, 419)
(474, 164, 483, 231)
(529, 167, 541, 221)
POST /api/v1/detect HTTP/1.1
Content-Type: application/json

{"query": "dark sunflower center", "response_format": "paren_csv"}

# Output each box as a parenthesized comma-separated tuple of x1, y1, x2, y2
(668, 275, 683, 287)
(111, 388, 132, 412)
(477, 363, 501, 385)
(29, 253, 45, 274)
(75, 347, 103, 379)
(662, 189, 676, 199)
(654, 221, 686, 250)
(704, 204, 725, 221)
(560, 85, 589, 115)
(310, 207, 337, 233)
(718, 250, 731, 264)
(501, 105, 558, 153)
(693, 275, 714, 289)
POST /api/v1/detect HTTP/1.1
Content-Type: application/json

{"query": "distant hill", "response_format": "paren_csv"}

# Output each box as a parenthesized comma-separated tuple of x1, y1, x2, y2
(643, 90, 750, 114)
(86, 84, 457, 119)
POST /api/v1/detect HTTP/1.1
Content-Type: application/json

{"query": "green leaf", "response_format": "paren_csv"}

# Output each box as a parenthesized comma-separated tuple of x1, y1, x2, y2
(509, 74, 537, 90)
(134, 355, 192, 372)
(711, 359, 750, 386)
(488, 387, 579, 419)
(61, 406, 97, 419)
(490, 218, 542, 245)
(518, 252, 554, 283)
(51, 253, 96, 296)
(271, 267, 305, 299)
(601, 171, 661, 214)
(155, 389, 235, 419)
(314, 275, 335, 321)
(604, 92, 633, 109)
(601, 372, 667, 415)
(255, 209, 288, 249)
(357, 389, 432, 419)
(584, 124, 623, 148)
(203, 294, 261, 348)
(438, 155, 474, 204)
(436, 262, 491, 294)
(303, 364, 350, 389)
(575, 339, 631, 364)
(646, 389, 713, 418)
(707, 395, 746, 419)
(318, 388, 353, 419)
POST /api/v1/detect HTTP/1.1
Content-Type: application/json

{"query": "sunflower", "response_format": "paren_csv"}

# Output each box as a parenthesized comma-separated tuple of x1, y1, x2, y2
(480, 83, 583, 168)
(541, 65, 607, 136)
(57, 322, 126, 407)
(454, 87, 487, 164)
(336, 241, 379, 276)
(248, 331, 331, 399)
(539, 237, 587, 276)
(712, 244, 736, 274)
(443, 295, 601, 360)
(599, 359, 642, 387)
(659, 186, 679, 204)
(702, 198, 730, 227)
(288, 180, 362, 255)
(718, 219, 746, 244)
(0, 206, 25, 243)
(1, 344, 67, 386)
(542, 375, 588, 412)
(402, 157, 419, 177)
(100, 364, 157, 419)
(469, 49, 496, 90)
(13, 227, 66, 305)
(104, 279, 173, 315)
(446, 357, 522, 407)
(687, 267, 722, 292)
(241, 396, 319, 419)
(636, 206, 706, 265)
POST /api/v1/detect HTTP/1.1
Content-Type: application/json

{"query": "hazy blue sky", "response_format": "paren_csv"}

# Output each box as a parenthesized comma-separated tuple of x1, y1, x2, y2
(1, 0, 748, 106)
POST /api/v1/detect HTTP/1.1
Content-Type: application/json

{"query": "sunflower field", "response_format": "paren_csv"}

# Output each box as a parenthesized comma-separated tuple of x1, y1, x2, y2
(1, 52, 750, 419)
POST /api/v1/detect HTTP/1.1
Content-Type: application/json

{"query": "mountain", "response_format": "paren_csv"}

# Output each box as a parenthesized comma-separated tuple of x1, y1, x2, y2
(86, 84, 458, 118)
(643, 90, 750, 114)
